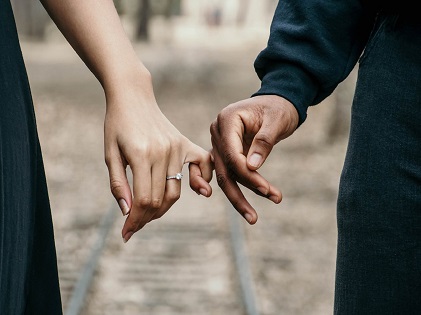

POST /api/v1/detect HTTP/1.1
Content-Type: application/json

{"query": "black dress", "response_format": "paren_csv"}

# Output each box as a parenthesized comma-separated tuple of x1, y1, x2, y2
(0, 0, 62, 313)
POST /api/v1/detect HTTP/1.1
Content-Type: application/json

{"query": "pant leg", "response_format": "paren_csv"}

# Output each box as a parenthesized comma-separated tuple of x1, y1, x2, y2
(334, 14, 421, 314)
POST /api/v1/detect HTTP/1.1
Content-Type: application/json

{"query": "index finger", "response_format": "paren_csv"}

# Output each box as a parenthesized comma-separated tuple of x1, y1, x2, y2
(211, 116, 270, 196)
(122, 161, 152, 241)
(212, 145, 258, 224)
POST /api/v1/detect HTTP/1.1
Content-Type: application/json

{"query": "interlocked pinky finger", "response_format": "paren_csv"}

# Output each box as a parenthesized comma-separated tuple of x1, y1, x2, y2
(189, 163, 211, 197)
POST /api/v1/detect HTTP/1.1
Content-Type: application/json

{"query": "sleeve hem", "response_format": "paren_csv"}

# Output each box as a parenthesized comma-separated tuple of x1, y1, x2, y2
(252, 62, 319, 127)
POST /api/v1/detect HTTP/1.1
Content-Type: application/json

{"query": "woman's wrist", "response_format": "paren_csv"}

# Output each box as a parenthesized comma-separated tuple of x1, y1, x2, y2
(102, 61, 154, 101)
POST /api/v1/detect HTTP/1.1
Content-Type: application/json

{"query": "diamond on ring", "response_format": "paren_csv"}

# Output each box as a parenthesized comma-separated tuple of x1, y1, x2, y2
(166, 173, 183, 180)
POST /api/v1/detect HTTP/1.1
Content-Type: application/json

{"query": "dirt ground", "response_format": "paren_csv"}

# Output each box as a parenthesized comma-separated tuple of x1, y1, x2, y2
(21, 19, 357, 315)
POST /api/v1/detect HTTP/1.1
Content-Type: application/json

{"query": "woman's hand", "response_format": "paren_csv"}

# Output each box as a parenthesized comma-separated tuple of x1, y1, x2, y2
(39, 0, 213, 242)
(104, 78, 213, 243)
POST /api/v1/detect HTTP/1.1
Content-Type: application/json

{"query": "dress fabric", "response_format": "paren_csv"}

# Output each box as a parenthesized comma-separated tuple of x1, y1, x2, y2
(0, 0, 62, 314)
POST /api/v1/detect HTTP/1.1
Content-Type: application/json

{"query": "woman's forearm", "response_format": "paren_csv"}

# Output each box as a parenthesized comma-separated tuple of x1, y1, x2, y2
(40, 0, 151, 98)
(40, 0, 213, 241)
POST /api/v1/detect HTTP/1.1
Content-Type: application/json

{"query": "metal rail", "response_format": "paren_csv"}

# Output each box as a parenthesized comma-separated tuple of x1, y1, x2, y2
(228, 206, 261, 315)
(64, 201, 260, 315)
(64, 203, 117, 315)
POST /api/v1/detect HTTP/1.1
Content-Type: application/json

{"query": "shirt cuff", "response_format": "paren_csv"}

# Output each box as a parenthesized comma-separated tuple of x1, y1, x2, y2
(252, 62, 319, 127)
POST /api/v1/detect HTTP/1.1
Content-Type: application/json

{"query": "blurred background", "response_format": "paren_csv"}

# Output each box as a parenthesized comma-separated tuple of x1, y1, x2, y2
(11, 0, 357, 314)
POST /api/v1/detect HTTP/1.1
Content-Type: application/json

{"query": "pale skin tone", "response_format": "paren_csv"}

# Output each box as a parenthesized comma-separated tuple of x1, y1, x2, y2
(40, 0, 213, 243)
(210, 95, 299, 224)
(39, 0, 299, 237)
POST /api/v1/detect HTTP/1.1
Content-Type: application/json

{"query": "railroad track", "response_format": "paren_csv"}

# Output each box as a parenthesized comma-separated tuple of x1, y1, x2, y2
(58, 182, 260, 315)
(56, 141, 341, 315)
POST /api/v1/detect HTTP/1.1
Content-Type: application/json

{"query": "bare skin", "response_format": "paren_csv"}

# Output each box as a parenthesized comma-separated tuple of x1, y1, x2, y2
(40, 0, 213, 243)
(210, 95, 299, 224)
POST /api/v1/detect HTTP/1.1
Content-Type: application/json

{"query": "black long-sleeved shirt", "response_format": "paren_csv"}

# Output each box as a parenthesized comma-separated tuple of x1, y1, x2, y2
(253, 0, 381, 125)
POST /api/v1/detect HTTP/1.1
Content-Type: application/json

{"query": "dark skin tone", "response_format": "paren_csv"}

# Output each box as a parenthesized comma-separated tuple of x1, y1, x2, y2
(39, 0, 298, 240)
(209, 95, 299, 224)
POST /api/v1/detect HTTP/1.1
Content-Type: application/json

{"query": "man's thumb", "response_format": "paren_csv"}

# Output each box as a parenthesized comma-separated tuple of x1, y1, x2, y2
(246, 130, 276, 170)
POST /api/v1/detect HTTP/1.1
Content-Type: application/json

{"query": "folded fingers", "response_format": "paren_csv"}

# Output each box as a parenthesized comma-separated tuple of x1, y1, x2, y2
(122, 156, 184, 242)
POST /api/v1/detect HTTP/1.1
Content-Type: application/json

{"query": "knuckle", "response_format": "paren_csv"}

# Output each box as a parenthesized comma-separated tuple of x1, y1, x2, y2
(110, 179, 124, 196)
(195, 151, 207, 165)
(156, 138, 171, 152)
(127, 145, 148, 163)
(169, 140, 183, 155)
(134, 196, 152, 208)
(169, 135, 182, 148)
(210, 120, 218, 137)
(133, 142, 166, 157)
(133, 139, 174, 161)
(168, 191, 181, 202)
(219, 105, 232, 118)
(216, 110, 228, 125)
(224, 152, 238, 171)
(255, 133, 274, 149)
(216, 112, 224, 123)
(132, 144, 146, 156)
(253, 104, 265, 119)
(151, 198, 162, 210)
(216, 173, 228, 189)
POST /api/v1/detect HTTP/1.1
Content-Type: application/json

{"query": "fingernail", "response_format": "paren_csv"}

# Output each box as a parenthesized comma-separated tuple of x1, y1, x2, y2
(199, 188, 208, 197)
(257, 186, 269, 196)
(269, 195, 280, 203)
(244, 213, 253, 223)
(248, 153, 262, 168)
(118, 199, 130, 216)
(123, 231, 134, 243)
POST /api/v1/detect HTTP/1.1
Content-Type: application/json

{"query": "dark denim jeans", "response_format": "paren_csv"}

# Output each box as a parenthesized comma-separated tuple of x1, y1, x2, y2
(334, 14, 421, 314)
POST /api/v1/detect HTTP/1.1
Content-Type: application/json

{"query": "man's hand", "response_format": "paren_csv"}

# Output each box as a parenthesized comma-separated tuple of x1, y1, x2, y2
(210, 95, 299, 224)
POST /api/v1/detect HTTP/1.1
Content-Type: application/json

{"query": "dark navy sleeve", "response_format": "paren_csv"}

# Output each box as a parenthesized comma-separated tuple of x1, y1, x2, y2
(253, 0, 377, 125)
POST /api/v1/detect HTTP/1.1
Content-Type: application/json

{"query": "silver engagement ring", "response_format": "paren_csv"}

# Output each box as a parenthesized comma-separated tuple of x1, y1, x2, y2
(166, 173, 183, 180)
